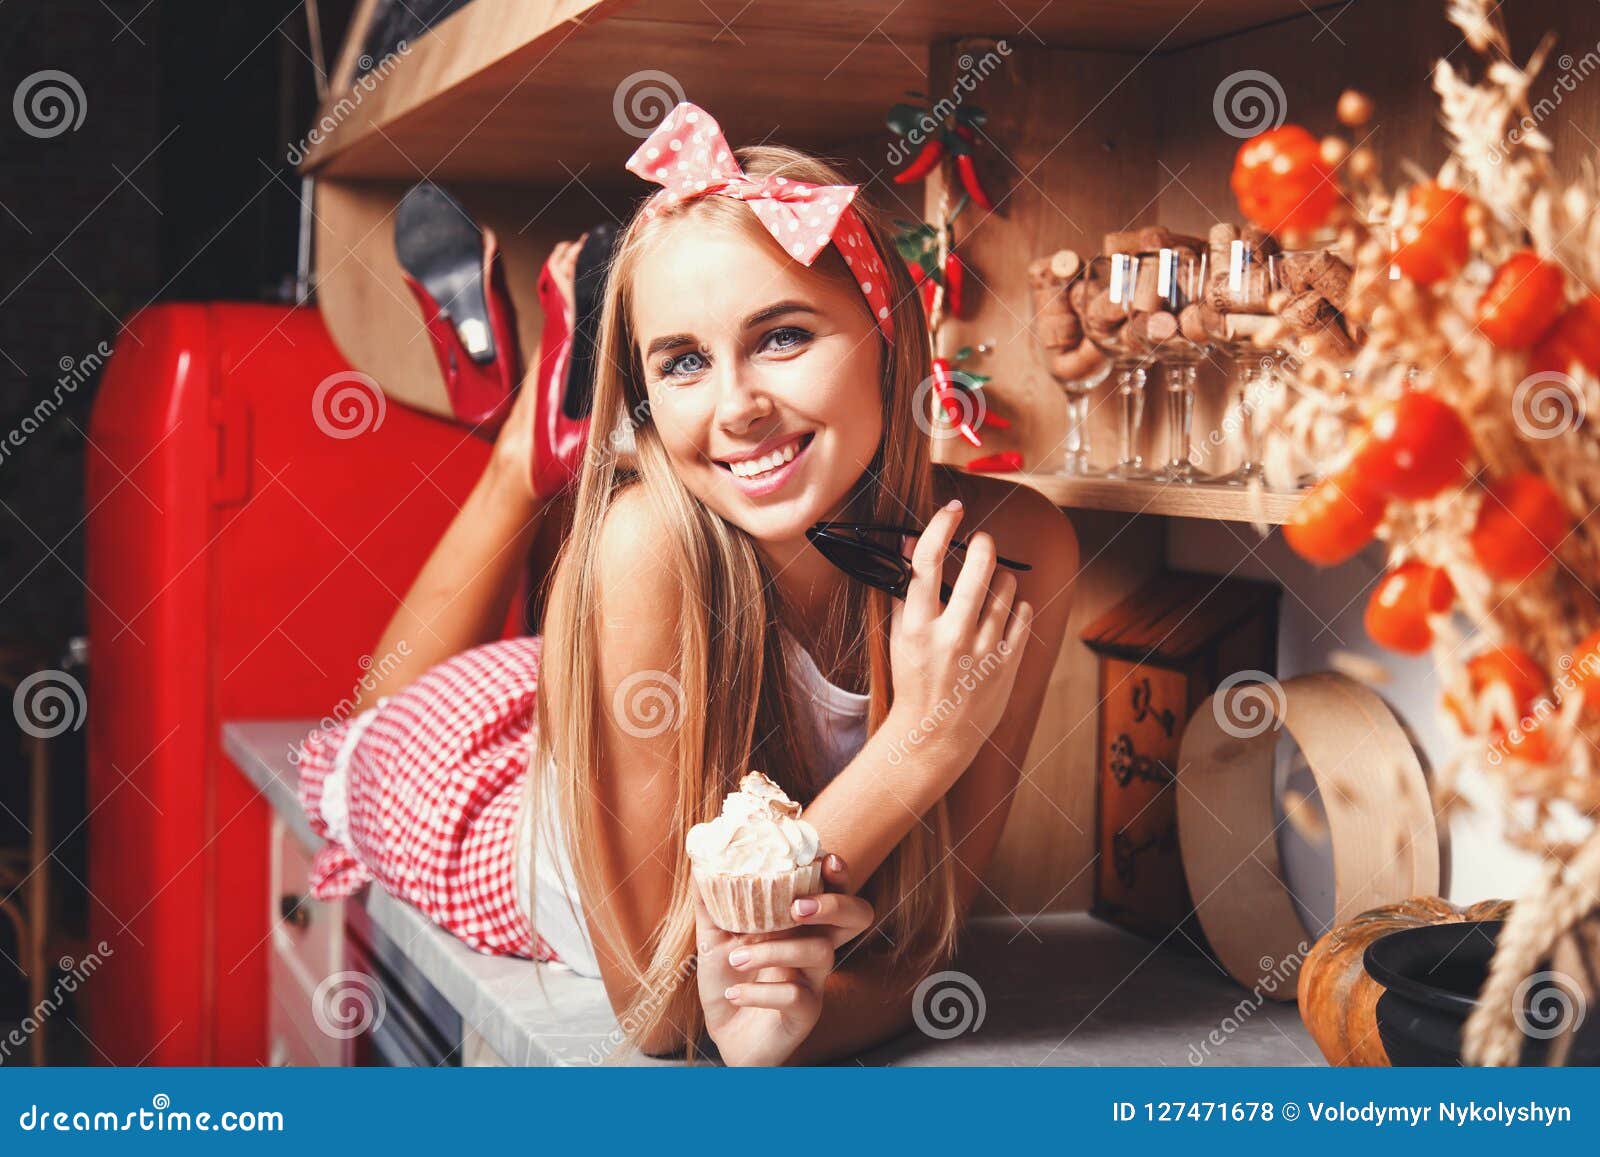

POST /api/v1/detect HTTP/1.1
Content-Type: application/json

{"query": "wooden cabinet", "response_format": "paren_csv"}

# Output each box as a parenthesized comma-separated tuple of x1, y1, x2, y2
(267, 817, 349, 1067)
(265, 818, 480, 1067)
(1082, 572, 1279, 942)
(268, 985, 337, 1068)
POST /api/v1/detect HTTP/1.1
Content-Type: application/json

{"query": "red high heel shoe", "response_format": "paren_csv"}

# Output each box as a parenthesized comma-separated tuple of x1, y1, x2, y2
(531, 223, 616, 499)
(395, 181, 521, 429)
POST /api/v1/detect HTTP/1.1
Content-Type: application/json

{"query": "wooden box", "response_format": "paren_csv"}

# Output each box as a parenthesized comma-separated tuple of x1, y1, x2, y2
(1081, 571, 1280, 944)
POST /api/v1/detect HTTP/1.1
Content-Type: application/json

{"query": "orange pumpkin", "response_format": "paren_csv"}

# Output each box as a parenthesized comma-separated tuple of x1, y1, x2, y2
(1297, 896, 1511, 1066)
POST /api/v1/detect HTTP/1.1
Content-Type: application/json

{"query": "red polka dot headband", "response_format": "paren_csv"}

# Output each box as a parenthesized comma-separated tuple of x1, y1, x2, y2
(625, 102, 896, 343)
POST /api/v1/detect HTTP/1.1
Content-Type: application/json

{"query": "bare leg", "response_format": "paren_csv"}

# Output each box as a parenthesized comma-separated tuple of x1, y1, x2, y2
(356, 236, 586, 707)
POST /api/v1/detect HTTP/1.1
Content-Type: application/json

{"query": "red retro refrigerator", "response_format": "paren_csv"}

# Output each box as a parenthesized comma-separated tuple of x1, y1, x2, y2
(85, 304, 491, 1065)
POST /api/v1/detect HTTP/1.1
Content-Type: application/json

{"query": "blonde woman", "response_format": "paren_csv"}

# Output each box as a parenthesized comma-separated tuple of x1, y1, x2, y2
(297, 104, 1076, 1066)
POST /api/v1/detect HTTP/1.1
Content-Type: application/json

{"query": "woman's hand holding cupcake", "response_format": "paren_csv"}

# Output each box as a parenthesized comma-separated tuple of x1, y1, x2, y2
(687, 773, 874, 1065)
(693, 852, 872, 1066)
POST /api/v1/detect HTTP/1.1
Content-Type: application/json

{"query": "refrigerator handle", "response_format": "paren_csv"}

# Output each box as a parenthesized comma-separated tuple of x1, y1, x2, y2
(211, 394, 252, 506)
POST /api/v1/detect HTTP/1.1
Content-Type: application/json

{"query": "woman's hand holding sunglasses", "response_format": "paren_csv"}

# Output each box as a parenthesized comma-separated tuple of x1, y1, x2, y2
(886, 499, 1035, 766)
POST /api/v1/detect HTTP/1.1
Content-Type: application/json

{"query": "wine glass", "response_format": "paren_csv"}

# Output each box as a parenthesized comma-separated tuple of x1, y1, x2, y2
(1136, 247, 1209, 483)
(1055, 354, 1113, 476)
(1081, 254, 1151, 479)
(1213, 237, 1280, 485)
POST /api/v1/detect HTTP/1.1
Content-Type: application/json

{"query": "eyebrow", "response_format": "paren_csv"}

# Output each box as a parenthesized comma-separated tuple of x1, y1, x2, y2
(745, 300, 819, 329)
(642, 300, 820, 360)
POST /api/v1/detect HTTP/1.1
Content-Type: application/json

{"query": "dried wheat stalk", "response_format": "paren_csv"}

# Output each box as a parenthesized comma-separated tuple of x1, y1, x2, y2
(1255, 0, 1600, 1063)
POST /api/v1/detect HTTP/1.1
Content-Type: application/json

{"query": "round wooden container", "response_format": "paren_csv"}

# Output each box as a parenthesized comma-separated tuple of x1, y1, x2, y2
(1177, 671, 1440, 998)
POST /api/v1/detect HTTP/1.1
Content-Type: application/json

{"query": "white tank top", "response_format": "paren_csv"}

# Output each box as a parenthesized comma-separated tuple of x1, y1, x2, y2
(779, 631, 872, 783)
(519, 633, 870, 977)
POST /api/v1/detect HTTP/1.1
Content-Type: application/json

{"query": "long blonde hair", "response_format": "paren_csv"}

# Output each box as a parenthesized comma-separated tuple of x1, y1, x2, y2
(531, 144, 959, 1053)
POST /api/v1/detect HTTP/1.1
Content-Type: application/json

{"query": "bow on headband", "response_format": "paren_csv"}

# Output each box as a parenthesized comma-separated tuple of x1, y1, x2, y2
(625, 102, 896, 342)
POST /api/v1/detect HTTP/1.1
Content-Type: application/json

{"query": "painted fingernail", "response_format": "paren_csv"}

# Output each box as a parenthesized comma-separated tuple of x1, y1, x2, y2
(826, 853, 844, 872)
(728, 948, 752, 967)
(724, 986, 741, 1002)
(793, 897, 820, 917)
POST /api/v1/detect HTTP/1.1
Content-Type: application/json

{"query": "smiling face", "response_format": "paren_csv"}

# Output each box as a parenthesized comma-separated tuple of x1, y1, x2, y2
(630, 216, 885, 547)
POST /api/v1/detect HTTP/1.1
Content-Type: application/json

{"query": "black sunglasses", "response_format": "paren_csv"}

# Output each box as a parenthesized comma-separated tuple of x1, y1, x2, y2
(804, 521, 1031, 602)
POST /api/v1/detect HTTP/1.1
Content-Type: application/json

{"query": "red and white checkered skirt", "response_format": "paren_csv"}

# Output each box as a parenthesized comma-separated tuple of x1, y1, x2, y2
(296, 636, 558, 962)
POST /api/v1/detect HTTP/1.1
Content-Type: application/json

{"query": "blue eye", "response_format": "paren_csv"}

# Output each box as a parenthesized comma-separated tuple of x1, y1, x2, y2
(660, 349, 708, 377)
(764, 326, 811, 352)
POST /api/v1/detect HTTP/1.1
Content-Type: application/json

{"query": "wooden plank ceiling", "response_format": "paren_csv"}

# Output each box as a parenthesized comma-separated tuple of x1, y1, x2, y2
(303, 0, 1319, 183)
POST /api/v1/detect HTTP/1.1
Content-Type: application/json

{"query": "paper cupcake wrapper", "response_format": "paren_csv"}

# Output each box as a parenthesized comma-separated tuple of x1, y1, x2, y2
(693, 862, 824, 933)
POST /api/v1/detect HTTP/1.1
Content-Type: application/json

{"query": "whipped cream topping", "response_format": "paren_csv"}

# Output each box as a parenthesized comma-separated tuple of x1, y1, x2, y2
(685, 771, 821, 875)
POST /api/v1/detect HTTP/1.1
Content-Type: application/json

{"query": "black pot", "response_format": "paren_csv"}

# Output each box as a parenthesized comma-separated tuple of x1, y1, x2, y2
(1364, 919, 1598, 1066)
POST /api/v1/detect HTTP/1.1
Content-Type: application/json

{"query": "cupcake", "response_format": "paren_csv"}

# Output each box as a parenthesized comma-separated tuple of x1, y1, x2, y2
(685, 771, 823, 933)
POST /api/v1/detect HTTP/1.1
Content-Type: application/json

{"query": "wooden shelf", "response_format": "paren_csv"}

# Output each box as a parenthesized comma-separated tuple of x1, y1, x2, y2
(997, 472, 1301, 525)
(301, 0, 1318, 182)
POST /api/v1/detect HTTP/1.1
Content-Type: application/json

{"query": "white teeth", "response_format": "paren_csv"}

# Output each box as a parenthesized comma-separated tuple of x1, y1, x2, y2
(727, 439, 801, 479)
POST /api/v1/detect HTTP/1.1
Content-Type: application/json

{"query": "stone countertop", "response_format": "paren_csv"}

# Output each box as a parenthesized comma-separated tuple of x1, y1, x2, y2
(224, 720, 1320, 1068)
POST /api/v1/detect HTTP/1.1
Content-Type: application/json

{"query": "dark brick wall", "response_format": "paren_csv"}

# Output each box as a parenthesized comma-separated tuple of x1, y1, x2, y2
(0, 0, 318, 646)
(1, 3, 163, 644)
(0, 0, 328, 1004)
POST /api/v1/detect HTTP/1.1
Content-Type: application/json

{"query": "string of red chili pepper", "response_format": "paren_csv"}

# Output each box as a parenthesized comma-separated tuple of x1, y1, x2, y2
(890, 114, 996, 213)
(887, 103, 1008, 449)
(954, 155, 993, 212)
(893, 136, 946, 185)
(904, 256, 937, 315)
(930, 356, 983, 447)
(949, 126, 994, 211)
(964, 450, 1023, 474)
(942, 244, 966, 318)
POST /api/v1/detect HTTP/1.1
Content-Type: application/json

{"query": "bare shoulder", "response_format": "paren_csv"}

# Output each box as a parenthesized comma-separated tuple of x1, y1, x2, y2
(594, 484, 677, 581)
(545, 483, 684, 671)
(933, 467, 1078, 594)
(592, 483, 685, 634)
